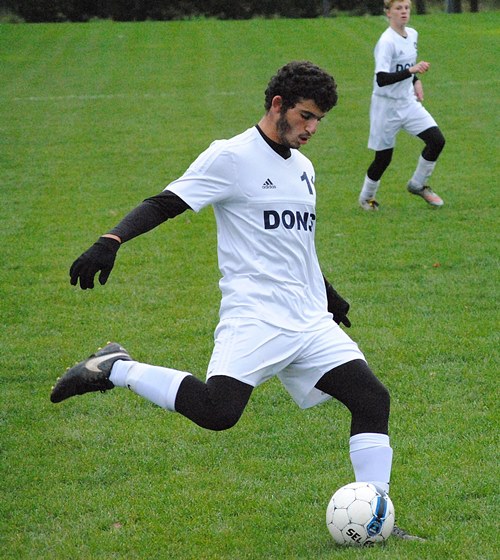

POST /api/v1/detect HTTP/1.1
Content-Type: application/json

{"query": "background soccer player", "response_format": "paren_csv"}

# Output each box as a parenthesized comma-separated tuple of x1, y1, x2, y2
(358, 0, 446, 211)
(51, 61, 421, 540)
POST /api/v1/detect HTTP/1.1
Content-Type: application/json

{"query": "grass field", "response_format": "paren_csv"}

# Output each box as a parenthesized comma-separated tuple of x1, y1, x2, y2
(1, 12, 499, 560)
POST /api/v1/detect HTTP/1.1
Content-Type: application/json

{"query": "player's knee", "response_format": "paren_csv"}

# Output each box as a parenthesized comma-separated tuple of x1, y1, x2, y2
(203, 408, 243, 431)
(429, 133, 445, 158)
(371, 382, 390, 419)
(357, 362, 390, 414)
(353, 381, 390, 434)
(175, 374, 251, 431)
(436, 133, 446, 155)
(355, 378, 390, 422)
(421, 127, 445, 160)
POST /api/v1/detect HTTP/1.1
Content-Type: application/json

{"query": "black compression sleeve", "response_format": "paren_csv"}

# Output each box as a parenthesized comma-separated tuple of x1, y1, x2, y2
(376, 69, 412, 87)
(323, 274, 332, 293)
(108, 190, 191, 242)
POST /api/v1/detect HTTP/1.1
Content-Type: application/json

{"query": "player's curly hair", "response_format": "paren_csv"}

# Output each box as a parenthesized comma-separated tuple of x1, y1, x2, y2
(264, 61, 338, 114)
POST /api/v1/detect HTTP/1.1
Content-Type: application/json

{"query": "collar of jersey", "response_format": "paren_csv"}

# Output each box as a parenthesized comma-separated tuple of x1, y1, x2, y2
(255, 125, 292, 160)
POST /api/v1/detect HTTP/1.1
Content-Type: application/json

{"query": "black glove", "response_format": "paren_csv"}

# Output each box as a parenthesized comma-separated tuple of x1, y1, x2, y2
(325, 279, 351, 328)
(69, 236, 120, 290)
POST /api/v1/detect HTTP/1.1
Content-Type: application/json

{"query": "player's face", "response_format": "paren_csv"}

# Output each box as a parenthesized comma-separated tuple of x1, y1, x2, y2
(276, 99, 326, 149)
(387, 1, 411, 27)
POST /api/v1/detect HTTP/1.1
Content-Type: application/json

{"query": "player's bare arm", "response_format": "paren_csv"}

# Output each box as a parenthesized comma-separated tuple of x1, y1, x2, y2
(413, 79, 424, 102)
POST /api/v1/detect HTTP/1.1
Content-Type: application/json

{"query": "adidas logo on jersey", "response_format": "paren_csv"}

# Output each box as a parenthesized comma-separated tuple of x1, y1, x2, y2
(262, 178, 276, 189)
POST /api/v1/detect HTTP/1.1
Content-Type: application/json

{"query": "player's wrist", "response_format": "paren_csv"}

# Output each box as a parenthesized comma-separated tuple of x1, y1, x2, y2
(101, 234, 122, 244)
(97, 236, 121, 253)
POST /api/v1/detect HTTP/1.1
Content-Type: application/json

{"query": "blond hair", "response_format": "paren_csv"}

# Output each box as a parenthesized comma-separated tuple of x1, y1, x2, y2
(384, 0, 412, 9)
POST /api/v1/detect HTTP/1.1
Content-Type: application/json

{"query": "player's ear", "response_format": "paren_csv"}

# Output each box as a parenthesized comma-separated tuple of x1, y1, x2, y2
(270, 95, 284, 113)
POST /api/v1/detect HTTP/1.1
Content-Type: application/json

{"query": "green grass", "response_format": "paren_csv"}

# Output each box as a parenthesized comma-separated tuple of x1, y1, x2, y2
(1, 12, 499, 559)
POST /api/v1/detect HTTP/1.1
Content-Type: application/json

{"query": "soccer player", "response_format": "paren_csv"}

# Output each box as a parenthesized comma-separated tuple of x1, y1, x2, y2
(51, 61, 421, 541)
(358, 0, 446, 211)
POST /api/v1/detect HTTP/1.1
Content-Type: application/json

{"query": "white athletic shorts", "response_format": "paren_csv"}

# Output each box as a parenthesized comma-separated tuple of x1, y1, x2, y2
(206, 317, 365, 409)
(368, 94, 437, 151)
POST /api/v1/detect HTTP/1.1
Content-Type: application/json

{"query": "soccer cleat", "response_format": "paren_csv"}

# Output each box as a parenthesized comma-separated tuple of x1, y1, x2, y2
(359, 197, 380, 211)
(407, 183, 444, 207)
(391, 524, 426, 541)
(50, 342, 131, 403)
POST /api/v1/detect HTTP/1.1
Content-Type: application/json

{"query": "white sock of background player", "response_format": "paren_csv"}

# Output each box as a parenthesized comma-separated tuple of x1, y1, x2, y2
(409, 155, 436, 189)
(359, 175, 380, 201)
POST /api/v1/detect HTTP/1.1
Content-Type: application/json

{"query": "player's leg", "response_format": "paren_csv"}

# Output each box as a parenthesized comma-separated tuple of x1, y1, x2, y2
(116, 315, 303, 430)
(318, 362, 425, 541)
(276, 324, 392, 493)
(174, 374, 253, 431)
(315, 359, 393, 494)
(408, 126, 446, 196)
(92, 350, 254, 430)
(359, 149, 393, 210)
(111, 359, 253, 430)
(360, 96, 398, 210)
(419, 126, 446, 162)
(50, 341, 253, 430)
(408, 126, 445, 188)
(404, 102, 446, 206)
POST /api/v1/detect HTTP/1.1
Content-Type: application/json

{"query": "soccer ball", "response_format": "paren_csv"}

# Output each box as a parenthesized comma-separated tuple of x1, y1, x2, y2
(326, 482, 395, 547)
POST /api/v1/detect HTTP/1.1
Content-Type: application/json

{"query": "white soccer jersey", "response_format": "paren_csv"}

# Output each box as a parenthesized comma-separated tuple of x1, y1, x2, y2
(167, 126, 330, 331)
(373, 26, 418, 100)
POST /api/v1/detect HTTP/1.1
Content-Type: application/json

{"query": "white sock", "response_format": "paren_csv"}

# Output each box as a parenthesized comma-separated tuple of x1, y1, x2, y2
(349, 432, 393, 495)
(409, 155, 436, 188)
(359, 175, 380, 201)
(110, 360, 191, 411)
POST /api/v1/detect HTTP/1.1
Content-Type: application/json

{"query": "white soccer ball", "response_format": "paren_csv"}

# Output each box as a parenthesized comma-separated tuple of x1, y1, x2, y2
(326, 482, 395, 547)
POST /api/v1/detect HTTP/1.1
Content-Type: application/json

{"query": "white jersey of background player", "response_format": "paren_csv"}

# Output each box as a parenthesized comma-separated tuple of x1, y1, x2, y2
(373, 24, 419, 100)
(359, 0, 446, 211)
(51, 61, 424, 541)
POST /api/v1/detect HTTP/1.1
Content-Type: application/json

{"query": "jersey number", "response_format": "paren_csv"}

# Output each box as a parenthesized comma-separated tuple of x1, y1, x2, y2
(301, 171, 314, 195)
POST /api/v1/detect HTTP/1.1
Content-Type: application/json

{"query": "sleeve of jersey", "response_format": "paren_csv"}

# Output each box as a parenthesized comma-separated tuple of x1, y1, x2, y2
(166, 142, 237, 213)
(374, 36, 394, 74)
